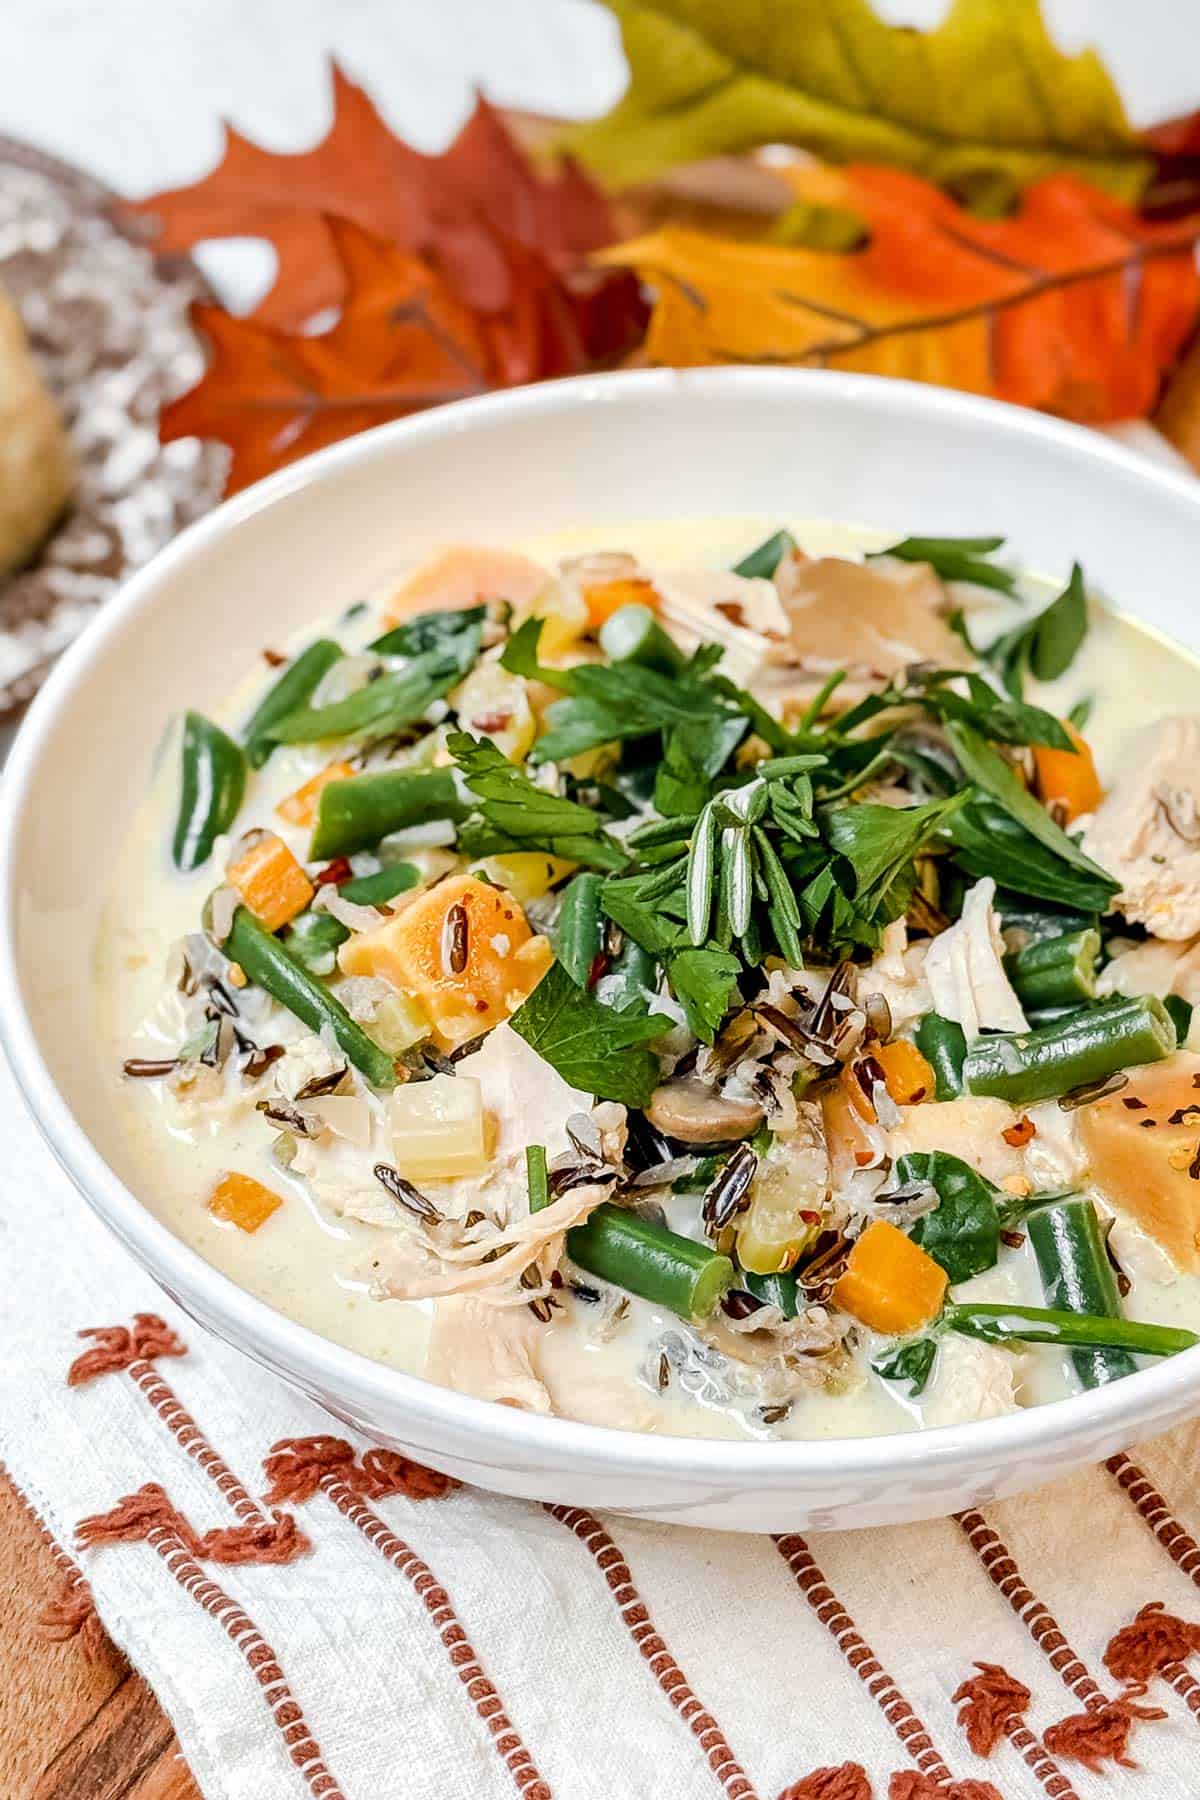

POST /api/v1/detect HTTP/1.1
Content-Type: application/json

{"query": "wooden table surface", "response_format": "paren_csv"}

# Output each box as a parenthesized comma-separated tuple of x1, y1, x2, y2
(0, 1467, 200, 1800)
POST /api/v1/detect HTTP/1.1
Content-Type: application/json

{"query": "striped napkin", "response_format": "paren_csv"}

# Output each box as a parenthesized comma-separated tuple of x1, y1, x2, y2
(4, 1044, 1200, 1800)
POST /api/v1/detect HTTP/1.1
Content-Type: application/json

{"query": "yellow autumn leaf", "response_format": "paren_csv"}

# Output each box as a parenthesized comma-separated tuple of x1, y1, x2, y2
(564, 0, 1150, 204)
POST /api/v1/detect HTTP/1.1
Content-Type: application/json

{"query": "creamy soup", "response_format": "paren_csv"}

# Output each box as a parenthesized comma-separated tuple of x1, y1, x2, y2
(94, 519, 1200, 1441)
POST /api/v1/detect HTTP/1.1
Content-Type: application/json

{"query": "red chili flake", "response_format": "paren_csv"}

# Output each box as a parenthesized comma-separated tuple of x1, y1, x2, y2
(262, 646, 287, 667)
(853, 1150, 875, 1167)
(1002, 1116, 1036, 1148)
(586, 952, 609, 991)
(800, 1209, 822, 1225)
(315, 858, 354, 887)
(1000, 1228, 1026, 1249)
(1139, 1118, 1158, 1128)
(1122, 1096, 1149, 1110)
(472, 710, 513, 732)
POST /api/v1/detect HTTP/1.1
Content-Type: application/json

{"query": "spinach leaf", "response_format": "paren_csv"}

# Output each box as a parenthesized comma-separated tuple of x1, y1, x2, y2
(873, 1334, 940, 1397)
(509, 962, 669, 1106)
(944, 721, 1116, 893)
(867, 534, 1016, 594)
(370, 603, 486, 659)
(980, 563, 1088, 699)
(897, 1150, 1001, 1283)
(666, 945, 741, 1043)
(267, 645, 469, 744)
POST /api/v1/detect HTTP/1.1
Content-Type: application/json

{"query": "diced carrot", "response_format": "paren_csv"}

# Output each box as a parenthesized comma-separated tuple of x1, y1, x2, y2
(582, 576, 660, 629)
(1033, 722, 1103, 823)
(276, 760, 354, 827)
(832, 1220, 947, 1335)
(207, 1172, 283, 1233)
(339, 872, 552, 1050)
(840, 1041, 936, 1124)
(822, 1075, 875, 1167)
(227, 832, 314, 932)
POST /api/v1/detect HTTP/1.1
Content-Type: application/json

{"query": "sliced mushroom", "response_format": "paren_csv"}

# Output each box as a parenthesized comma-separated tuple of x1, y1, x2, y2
(646, 1079, 765, 1146)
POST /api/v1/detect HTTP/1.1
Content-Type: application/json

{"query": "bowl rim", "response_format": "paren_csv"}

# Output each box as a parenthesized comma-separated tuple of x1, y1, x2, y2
(4, 363, 1200, 1484)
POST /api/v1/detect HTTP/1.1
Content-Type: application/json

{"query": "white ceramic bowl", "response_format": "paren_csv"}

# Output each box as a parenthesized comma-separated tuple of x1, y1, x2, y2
(4, 369, 1200, 1532)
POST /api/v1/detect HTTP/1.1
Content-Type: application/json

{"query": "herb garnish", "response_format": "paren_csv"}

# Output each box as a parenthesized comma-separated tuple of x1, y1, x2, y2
(508, 961, 670, 1106)
(977, 564, 1088, 698)
(867, 533, 1017, 594)
(448, 731, 628, 871)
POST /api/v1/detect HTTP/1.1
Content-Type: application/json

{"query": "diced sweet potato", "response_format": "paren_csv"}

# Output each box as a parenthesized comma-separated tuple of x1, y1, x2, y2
(338, 873, 552, 1050)
(832, 1219, 948, 1335)
(207, 1172, 283, 1233)
(382, 546, 548, 626)
(276, 761, 354, 827)
(227, 832, 314, 932)
(583, 576, 660, 629)
(1033, 722, 1103, 823)
(1079, 1051, 1200, 1271)
(843, 1041, 936, 1122)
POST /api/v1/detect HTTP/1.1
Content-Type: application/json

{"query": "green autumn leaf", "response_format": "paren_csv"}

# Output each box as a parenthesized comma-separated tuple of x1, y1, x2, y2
(563, 0, 1150, 204)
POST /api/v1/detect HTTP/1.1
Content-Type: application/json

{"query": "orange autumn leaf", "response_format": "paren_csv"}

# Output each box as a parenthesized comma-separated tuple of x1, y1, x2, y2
(601, 167, 1200, 421)
(123, 65, 621, 330)
(160, 217, 493, 492)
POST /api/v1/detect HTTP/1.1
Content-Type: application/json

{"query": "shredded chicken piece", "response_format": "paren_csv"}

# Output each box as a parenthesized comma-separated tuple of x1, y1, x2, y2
(923, 878, 1027, 1040)
(1081, 716, 1200, 938)
(653, 566, 789, 686)
(1100, 934, 1200, 1019)
(425, 1296, 551, 1413)
(856, 919, 932, 1033)
(381, 1183, 610, 1301)
(887, 1096, 1026, 1186)
(274, 1033, 344, 1102)
(920, 1333, 1020, 1426)
(773, 551, 967, 677)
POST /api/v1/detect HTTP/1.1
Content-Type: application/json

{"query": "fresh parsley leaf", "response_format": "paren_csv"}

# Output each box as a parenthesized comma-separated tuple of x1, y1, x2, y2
(897, 1150, 1002, 1284)
(873, 1335, 939, 1396)
(979, 563, 1088, 699)
(268, 646, 468, 744)
(915, 671, 1074, 751)
(655, 714, 748, 817)
(509, 961, 668, 1106)
(370, 604, 486, 659)
(946, 799, 1118, 911)
(600, 872, 688, 957)
(666, 946, 741, 1043)
(868, 534, 1017, 594)
(448, 732, 627, 872)
(535, 663, 730, 765)
(822, 793, 966, 920)
(943, 721, 1116, 893)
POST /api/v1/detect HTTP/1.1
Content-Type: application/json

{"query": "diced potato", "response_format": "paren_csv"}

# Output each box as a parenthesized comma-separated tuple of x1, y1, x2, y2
(276, 760, 354, 827)
(474, 852, 576, 906)
(307, 1095, 372, 1147)
(227, 833, 314, 931)
(736, 1160, 823, 1275)
(832, 1220, 947, 1334)
(382, 545, 549, 626)
(451, 660, 535, 761)
(207, 1172, 283, 1233)
(582, 576, 660, 629)
(370, 990, 432, 1054)
(517, 578, 589, 659)
(1079, 1051, 1200, 1271)
(389, 1073, 489, 1179)
(338, 872, 552, 1050)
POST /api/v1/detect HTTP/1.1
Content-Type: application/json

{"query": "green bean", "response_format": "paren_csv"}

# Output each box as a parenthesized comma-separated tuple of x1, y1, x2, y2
(1164, 994, 1193, 1045)
(281, 864, 420, 972)
(526, 1144, 550, 1214)
(733, 529, 795, 580)
(945, 1301, 1197, 1359)
(598, 604, 686, 675)
(218, 903, 396, 1088)
(266, 647, 463, 745)
(963, 995, 1175, 1105)
(309, 767, 466, 860)
(993, 890, 1098, 946)
(554, 872, 605, 988)
(743, 1271, 800, 1318)
(604, 938, 657, 1013)
(1027, 1196, 1135, 1388)
(1007, 928, 1100, 1012)
(172, 712, 246, 872)
(915, 1012, 967, 1100)
(243, 640, 342, 767)
(566, 1204, 734, 1321)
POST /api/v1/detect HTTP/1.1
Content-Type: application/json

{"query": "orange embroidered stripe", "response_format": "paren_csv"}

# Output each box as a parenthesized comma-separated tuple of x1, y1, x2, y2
(1106, 1453, 1200, 1586)
(3, 1454, 105, 1658)
(127, 1359, 267, 1523)
(954, 1512, 1107, 1710)
(773, 1534, 953, 1786)
(323, 1475, 551, 1799)
(124, 1517, 344, 1798)
(548, 1505, 758, 1800)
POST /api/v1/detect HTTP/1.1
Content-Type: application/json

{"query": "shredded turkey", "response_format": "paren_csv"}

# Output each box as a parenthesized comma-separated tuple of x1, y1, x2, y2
(856, 919, 932, 1033)
(425, 1296, 552, 1413)
(773, 551, 968, 677)
(1081, 716, 1200, 938)
(923, 878, 1027, 1040)
(920, 1333, 1021, 1427)
(380, 1183, 610, 1301)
